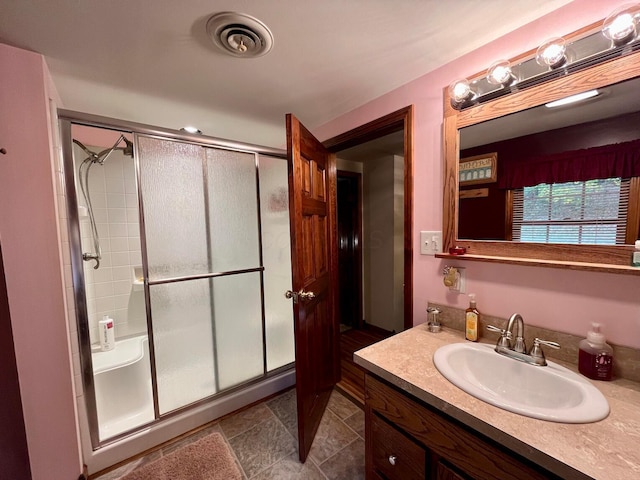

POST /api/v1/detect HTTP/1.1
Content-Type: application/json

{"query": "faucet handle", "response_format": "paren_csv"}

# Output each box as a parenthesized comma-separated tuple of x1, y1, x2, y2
(487, 325, 511, 348)
(534, 338, 560, 349)
(529, 338, 561, 365)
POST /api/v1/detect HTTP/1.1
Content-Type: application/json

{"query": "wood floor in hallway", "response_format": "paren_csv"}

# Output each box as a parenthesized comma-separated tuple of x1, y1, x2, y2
(337, 326, 392, 405)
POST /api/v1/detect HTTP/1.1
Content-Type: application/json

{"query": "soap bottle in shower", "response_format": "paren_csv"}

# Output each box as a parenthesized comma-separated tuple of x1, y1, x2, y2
(99, 316, 115, 351)
(578, 323, 613, 381)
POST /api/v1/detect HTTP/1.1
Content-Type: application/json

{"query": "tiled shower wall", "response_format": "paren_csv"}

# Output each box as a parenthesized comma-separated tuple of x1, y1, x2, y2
(77, 146, 146, 344)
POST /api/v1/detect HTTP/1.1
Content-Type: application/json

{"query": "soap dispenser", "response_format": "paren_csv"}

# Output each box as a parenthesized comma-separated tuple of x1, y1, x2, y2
(578, 323, 613, 381)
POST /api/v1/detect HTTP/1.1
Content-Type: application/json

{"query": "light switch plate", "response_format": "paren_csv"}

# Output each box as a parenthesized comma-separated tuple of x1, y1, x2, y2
(420, 231, 443, 255)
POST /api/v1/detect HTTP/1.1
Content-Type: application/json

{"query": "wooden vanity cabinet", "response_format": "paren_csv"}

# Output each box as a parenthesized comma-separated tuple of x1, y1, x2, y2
(365, 374, 561, 480)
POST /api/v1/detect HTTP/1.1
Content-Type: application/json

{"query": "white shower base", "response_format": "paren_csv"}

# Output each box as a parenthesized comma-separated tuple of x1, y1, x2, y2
(92, 335, 154, 442)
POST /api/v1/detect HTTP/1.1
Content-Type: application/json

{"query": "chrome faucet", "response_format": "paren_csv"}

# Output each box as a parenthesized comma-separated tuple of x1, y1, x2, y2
(487, 313, 560, 366)
(506, 313, 526, 353)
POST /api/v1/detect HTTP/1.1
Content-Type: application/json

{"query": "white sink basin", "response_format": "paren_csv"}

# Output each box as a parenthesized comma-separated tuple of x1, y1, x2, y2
(433, 342, 609, 423)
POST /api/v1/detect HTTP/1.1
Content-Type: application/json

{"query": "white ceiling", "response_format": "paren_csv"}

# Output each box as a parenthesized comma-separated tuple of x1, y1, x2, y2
(0, 0, 574, 147)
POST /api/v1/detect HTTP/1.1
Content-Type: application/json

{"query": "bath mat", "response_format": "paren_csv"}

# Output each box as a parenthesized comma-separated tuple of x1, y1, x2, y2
(121, 432, 242, 480)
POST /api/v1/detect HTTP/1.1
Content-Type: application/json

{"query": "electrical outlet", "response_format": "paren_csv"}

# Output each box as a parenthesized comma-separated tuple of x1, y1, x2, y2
(420, 231, 443, 255)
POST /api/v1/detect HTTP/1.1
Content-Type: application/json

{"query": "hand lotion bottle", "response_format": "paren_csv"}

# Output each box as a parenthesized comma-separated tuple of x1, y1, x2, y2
(465, 294, 479, 342)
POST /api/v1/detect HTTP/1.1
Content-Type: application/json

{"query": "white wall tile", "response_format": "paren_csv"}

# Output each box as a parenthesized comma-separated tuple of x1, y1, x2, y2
(129, 251, 142, 265)
(110, 237, 129, 253)
(94, 282, 114, 298)
(96, 296, 115, 312)
(109, 223, 127, 237)
(113, 294, 130, 310)
(126, 208, 139, 223)
(91, 192, 108, 208)
(111, 251, 130, 267)
(106, 193, 126, 208)
(92, 266, 113, 283)
(125, 193, 138, 208)
(104, 158, 123, 178)
(127, 222, 139, 237)
(124, 175, 137, 194)
(105, 176, 125, 194)
(93, 207, 108, 223)
(128, 237, 141, 251)
(113, 280, 132, 295)
(107, 208, 127, 223)
(112, 266, 131, 281)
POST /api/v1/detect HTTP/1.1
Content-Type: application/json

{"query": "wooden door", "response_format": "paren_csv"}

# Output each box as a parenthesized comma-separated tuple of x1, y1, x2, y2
(286, 114, 340, 462)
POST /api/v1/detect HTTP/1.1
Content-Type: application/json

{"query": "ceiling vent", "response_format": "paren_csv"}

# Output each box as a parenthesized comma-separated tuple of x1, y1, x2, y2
(206, 12, 274, 58)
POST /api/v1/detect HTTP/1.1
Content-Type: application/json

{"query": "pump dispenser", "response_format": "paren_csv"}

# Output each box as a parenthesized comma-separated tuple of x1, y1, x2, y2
(465, 294, 479, 342)
(578, 323, 613, 381)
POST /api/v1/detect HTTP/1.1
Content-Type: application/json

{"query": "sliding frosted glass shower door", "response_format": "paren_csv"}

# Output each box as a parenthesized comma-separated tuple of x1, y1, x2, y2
(137, 136, 264, 414)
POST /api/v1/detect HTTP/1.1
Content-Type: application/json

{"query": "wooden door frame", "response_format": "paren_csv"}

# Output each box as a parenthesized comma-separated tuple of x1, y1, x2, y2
(323, 105, 414, 331)
(337, 169, 363, 330)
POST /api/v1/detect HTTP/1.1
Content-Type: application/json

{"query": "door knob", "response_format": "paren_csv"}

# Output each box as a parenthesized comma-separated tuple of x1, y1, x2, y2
(285, 289, 316, 303)
(298, 290, 315, 301)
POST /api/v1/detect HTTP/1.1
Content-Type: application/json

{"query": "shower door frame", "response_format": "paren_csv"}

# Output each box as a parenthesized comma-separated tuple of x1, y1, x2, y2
(59, 110, 291, 450)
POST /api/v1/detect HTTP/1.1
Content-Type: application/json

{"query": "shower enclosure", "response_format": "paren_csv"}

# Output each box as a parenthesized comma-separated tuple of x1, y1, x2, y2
(59, 112, 295, 468)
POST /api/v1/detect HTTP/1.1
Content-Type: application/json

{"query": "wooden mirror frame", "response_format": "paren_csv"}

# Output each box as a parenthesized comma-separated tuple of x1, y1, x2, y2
(440, 21, 640, 275)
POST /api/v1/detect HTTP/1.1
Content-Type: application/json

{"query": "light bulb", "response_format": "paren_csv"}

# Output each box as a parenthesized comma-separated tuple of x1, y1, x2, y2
(180, 126, 202, 135)
(448, 79, 474, 104)
(487, 60, 514, 86)
(603, 4, 639, 45)
(536, 37, 567, 68)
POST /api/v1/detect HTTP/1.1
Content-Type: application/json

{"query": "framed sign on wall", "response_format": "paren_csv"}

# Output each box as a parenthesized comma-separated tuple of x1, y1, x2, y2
(459, 152, 497, 186)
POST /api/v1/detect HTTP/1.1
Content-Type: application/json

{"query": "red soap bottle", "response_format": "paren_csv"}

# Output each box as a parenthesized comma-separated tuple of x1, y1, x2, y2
(578, 323, 613, 381)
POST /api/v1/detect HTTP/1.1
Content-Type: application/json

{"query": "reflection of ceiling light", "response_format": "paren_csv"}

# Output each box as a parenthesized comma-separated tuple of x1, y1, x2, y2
(180, 126, 202, 134)
(602, 3, 640, 45)
(545, 89, 599, 108)
(448, 79, 475, 104)
(486, 60, 514, 86)
(536, 37, 567, 68)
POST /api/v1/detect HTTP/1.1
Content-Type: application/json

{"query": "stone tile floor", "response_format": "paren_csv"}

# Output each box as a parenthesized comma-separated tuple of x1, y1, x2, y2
(93, 388, 365, 479)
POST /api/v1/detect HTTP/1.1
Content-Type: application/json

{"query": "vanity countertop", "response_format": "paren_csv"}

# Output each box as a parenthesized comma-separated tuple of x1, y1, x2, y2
(354, 324, 640, 480)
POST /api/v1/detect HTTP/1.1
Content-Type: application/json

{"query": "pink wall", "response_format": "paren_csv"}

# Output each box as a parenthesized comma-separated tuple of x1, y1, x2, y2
(315, 0, 640, 349)
(0, 43, 81, 479)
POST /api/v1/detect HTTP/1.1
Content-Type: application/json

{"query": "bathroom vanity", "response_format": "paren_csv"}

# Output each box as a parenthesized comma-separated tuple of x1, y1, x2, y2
(355, 325, 640, 480)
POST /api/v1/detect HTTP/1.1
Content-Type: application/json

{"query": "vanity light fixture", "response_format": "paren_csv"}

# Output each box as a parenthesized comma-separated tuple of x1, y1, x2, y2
(545, 89, 599, 108)
(486, 60, 514, 86)
(180, 126, 202, 135)
(535, 37, 567, 69)
(448, 79, 475, 104)
(449, 9, 640, 111)
(602, 3, 640, 45)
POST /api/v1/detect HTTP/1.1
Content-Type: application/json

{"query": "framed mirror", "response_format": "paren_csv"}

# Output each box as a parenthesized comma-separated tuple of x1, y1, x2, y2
(441, 22, 640, 275)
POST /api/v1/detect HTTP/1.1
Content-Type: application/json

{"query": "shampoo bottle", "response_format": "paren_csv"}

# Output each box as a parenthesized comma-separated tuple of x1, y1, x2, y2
(465, 294, 479, 342)
(99, 315, 115, 352)
(578, 323, 613, 381)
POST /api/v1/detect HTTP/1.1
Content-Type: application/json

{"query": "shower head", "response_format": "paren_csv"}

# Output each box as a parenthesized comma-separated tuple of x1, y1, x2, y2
(122, 137, 134, 157)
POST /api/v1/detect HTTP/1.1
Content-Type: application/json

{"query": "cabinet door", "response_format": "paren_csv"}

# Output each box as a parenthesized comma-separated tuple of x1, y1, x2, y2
(370, 413, 426, 480)
(366, 374, 556, 480)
